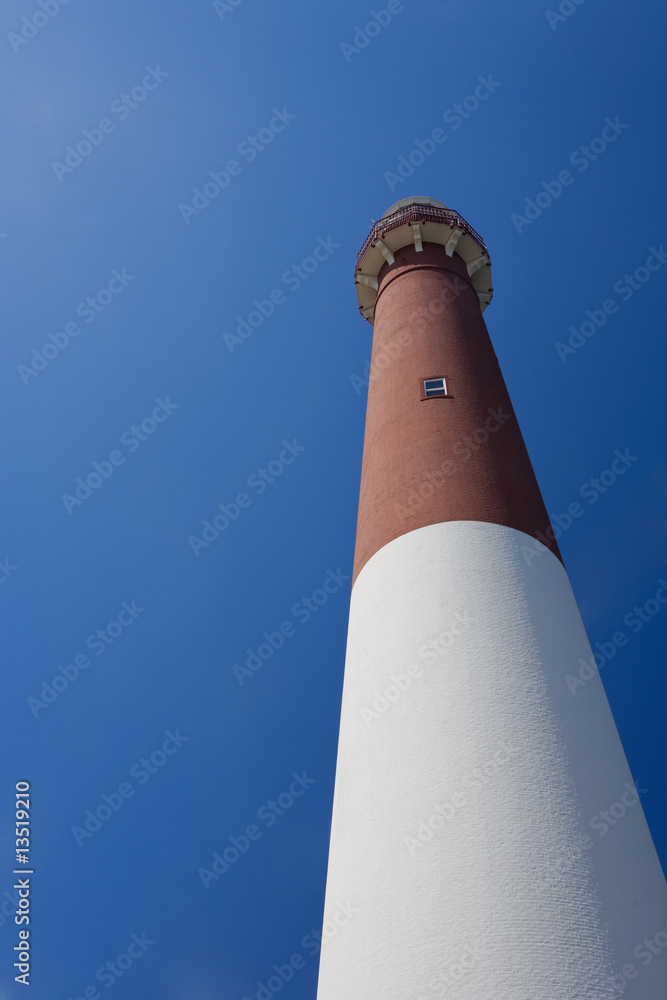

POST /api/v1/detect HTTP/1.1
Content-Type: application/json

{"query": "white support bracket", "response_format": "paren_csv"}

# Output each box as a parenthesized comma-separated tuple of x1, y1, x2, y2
(412, 222, 423, 252)
(356, 273, 379, 290)
(374, 239, 395, 265)
(466, 254, 488, 277)
(445, 227, 463, 257)
(361, 305, 375, 321)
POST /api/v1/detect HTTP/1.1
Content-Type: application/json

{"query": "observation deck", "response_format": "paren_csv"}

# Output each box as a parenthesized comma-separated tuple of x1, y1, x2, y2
(355, 196, 493, 323)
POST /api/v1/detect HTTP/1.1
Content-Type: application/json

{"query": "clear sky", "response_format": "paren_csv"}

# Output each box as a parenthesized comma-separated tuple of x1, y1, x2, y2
(1, 1, 666, 997)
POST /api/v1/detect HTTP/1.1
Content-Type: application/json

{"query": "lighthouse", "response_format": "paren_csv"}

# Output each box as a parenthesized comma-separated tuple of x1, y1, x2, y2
(315, 197, 667, 999)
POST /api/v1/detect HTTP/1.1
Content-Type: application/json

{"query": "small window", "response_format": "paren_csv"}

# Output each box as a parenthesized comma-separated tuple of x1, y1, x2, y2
(422, 377, 450, 399)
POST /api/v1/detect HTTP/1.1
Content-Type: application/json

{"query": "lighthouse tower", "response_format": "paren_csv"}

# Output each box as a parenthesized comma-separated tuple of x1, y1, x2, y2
(315, 197, 667, 999)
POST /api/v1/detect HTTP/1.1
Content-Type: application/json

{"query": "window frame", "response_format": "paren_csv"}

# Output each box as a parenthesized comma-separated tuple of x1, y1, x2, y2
(420, 376, 452, 401)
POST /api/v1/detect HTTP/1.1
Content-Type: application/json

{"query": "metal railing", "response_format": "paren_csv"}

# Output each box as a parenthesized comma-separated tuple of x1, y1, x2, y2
(356, 204, 487, 271)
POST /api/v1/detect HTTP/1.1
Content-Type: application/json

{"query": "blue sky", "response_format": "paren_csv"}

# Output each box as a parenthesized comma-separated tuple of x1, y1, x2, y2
(1, 0, 666, 997)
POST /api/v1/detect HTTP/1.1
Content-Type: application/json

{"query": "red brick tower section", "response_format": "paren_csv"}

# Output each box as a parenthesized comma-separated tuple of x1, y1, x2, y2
(352, 196, 560, 583)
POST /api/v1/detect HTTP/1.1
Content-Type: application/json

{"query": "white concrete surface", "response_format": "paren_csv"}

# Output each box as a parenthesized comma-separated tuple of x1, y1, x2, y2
(316, 520, 667, 1000)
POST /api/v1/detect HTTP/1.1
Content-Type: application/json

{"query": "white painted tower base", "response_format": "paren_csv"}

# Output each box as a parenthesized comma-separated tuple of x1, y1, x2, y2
(316, 521, 667, 1000)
